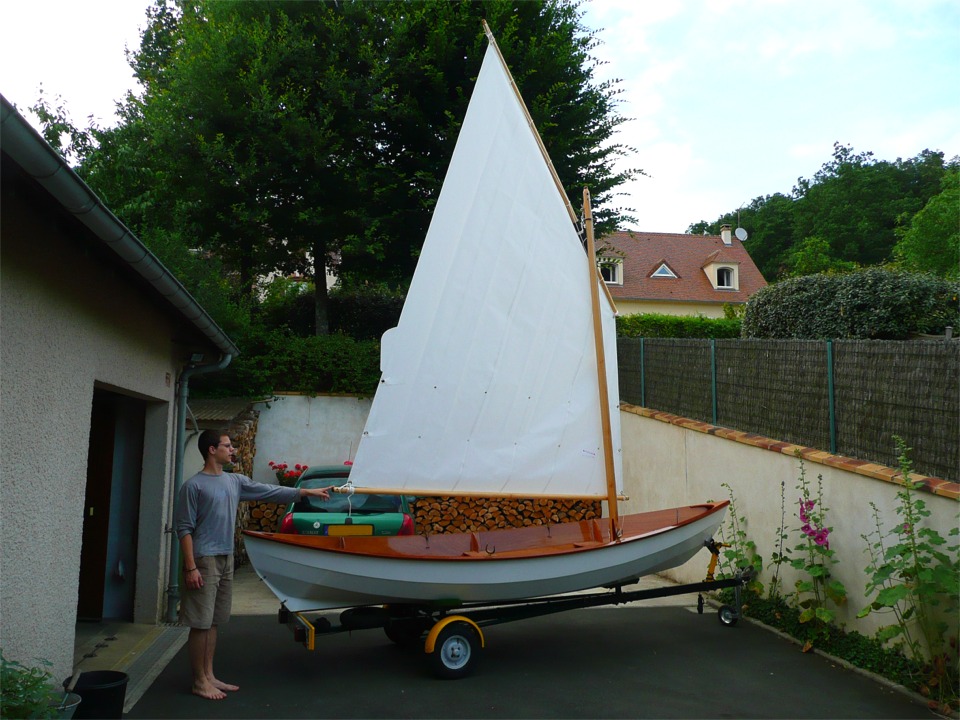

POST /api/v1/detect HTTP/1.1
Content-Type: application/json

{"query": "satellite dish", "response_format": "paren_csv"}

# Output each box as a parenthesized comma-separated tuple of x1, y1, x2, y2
(735, 227, 748, 242)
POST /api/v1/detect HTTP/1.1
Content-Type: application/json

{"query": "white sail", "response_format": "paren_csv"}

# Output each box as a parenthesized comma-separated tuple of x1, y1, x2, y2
(348, 42, 622, 498)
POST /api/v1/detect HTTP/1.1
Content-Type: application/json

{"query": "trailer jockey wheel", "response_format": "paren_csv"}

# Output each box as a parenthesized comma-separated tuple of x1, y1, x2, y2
(718, 604, 739, 626)
(428, 621, 481, 679)
(697, 594, 704, 614)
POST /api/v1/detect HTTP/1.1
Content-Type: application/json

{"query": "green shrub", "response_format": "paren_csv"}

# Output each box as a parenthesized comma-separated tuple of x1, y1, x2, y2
(329, 287, 405, 341)
(258, 276, 315, 335)
(1, 653, 59, 719)
(616, 312, 741, 338)
(258, 281, 405, 340)
(192, 325, 381, 398)
(742, 268, 959, 339)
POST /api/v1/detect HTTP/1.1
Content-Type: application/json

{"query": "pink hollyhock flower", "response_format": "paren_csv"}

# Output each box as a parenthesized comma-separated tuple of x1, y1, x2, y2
(814, 528, 830, 548)
(801, 523, 814, 536)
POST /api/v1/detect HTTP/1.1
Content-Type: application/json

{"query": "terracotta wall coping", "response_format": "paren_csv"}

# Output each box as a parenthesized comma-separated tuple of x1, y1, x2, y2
(621, 403, 959, 501)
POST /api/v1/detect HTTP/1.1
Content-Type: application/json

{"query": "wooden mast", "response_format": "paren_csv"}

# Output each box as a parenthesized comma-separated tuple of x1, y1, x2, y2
(583, 188, 621, 539)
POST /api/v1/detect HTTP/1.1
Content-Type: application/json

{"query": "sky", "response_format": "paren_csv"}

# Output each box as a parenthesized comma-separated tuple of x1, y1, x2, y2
(2, 0, 958, 234)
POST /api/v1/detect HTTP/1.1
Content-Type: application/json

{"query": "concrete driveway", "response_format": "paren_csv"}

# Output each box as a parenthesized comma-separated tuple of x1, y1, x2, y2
(123, 565, 929, 719)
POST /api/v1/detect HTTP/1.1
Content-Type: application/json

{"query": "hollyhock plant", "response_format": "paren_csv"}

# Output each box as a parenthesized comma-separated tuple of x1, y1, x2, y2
(785, 454, 847, 645)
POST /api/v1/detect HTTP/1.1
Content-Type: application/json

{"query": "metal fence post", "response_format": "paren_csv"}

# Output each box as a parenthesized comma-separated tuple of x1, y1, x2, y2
(640, 337, 646, 407)
(827, 339, 837, 453)
(710, 338, 718, 425)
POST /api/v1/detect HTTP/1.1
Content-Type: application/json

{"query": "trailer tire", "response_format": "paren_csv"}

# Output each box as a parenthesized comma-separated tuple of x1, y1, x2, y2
(427, 621, 480, 679)
(718, 604, 739, 626)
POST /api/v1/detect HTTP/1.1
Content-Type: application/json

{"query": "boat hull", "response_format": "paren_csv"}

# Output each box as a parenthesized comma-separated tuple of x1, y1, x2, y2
(242, 502, 728, 612)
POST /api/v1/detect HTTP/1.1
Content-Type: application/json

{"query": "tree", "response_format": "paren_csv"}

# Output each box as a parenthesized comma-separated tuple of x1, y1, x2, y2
(784, 236, 857, 278)
(691, 144, 954, 282)
(893, 169, 960, 279)
(46, 0, 639, 335)
(791, 144, 943, 267)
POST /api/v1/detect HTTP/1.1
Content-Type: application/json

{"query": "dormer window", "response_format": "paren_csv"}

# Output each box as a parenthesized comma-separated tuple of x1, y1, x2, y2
(651, 263, 677, 279)
(599, 259, 623, 285)
(703, 262, 739, 290)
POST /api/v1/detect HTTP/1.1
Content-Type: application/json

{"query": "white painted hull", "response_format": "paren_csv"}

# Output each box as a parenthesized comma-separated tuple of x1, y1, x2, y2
(243, 506, 727, 612)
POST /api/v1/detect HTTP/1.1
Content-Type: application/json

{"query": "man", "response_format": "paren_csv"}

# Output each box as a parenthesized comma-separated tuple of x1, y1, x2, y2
(175, 428, 331, 700)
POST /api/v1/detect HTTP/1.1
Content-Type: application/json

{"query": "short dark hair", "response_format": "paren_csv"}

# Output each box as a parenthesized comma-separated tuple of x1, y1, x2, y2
(198, 428, 228, 460)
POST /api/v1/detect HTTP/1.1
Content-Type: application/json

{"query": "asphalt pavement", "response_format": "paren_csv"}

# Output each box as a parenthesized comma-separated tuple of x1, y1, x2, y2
(123, 565, 931, 719)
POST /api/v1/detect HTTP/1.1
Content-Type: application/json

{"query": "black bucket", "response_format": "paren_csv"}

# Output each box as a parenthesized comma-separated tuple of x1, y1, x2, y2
(64, 671, 129, 719)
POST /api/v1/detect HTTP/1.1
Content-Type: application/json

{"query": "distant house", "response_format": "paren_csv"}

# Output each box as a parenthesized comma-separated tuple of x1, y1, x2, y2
(1, 95, 238, 679)
(598, 226, 767, 318)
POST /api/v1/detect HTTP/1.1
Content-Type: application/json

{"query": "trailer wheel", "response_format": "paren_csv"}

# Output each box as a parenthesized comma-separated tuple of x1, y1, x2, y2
(427, 621, 480, 679)
(718, 604, 739, 626)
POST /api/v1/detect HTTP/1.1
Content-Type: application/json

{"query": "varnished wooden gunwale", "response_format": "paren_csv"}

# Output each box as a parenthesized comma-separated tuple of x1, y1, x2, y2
(242, 501, 728, 562)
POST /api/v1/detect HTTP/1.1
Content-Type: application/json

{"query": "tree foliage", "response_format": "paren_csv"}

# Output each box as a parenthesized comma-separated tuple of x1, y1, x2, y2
(690, 144, 958, 282)
(892, 169, 960, 279)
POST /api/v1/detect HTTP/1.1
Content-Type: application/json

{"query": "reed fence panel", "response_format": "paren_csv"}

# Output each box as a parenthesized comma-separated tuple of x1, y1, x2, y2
(617, 338, 959, 482)
(833, 340, 959, 480)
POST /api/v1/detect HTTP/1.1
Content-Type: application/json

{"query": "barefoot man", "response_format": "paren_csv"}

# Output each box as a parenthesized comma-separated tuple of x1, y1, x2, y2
(175, 428, 331, 700)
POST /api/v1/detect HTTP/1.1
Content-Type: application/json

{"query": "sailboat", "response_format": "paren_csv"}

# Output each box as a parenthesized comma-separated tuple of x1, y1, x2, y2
(243, 25, 728, 614)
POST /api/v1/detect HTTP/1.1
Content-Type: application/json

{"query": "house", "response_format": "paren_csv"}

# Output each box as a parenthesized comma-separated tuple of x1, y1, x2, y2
(0, 96, 239, 678)
(598, 226, 767, 317)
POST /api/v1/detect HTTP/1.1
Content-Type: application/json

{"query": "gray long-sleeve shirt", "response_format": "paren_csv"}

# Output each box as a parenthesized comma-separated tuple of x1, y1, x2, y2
(175, 471, 300, 556)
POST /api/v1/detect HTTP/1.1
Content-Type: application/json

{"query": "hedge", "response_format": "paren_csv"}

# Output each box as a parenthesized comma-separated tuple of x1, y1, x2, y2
(742, 269, 959, 339)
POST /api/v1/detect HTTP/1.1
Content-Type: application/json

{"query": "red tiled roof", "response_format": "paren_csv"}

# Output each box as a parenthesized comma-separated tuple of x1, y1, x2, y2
(600, 230, 767, 304)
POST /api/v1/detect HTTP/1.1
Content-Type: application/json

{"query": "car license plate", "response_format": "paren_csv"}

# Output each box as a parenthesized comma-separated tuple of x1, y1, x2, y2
(327, 525, 373, 536)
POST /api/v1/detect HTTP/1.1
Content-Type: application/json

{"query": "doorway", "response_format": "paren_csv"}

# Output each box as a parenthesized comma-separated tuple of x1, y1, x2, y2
(77, 388, 145, 621)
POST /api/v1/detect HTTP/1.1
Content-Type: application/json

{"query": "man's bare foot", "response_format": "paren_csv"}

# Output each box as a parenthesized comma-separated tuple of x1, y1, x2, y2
(211, 677, 239, 692)
(192, 681, 227, 700)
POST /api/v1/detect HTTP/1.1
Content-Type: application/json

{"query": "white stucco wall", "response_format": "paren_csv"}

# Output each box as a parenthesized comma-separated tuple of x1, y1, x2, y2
(244, 395, 957, 644)
(249, 394, 372, 484)
(1, 206, 183, 677)
(619, 407, 958, 638)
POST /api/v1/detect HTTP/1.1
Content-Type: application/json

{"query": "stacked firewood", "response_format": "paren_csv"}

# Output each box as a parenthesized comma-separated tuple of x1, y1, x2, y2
(411, 497, 602, 535)
(226, 408, 260, 565)
(244, 501, 284, 533)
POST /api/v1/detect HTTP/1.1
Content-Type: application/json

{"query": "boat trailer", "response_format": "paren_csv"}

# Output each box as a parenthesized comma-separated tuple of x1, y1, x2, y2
(276, 539, 754, 679)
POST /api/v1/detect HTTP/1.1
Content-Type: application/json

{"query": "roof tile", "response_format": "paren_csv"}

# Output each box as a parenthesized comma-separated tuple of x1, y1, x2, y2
(600, 230, 767, 304)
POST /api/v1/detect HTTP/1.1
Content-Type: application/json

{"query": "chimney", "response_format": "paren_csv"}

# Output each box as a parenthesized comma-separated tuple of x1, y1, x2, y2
(720, 224, 732, 245)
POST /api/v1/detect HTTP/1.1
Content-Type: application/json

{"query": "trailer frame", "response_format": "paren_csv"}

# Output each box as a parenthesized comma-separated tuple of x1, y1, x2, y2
(274, 540, 754, 679)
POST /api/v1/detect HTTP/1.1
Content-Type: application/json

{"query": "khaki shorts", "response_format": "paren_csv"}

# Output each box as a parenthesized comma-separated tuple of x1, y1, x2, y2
(180, 554, 233, 629)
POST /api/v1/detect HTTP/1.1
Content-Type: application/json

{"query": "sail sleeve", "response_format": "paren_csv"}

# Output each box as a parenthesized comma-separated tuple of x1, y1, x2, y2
(349, 42, 622, 499)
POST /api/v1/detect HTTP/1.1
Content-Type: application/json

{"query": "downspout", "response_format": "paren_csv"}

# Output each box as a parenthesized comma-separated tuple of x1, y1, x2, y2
(164, 354, 233, 623)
